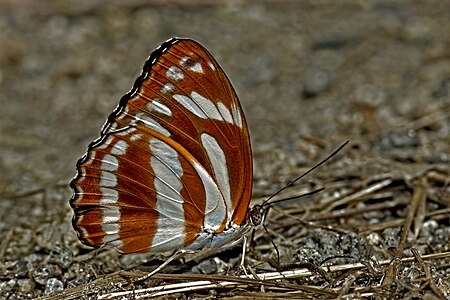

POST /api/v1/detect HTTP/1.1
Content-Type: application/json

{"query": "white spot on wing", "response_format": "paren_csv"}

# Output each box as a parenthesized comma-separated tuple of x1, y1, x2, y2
(173, 94, 208, 119)
(147, 99, 172, 116)
(193, 161, 227, 231)
(102, 207, 121, 246)
(180, 56, 203, 73)
(231, 103, 243, 128)
(166, 66, 184, 81)
(101, 154, 119, 172)
(100, 171, 117, 187)
(100, 187, 119, 204)
(160, 83, 175, 94)
(207, 61, 216, 71)
(180, 56, 189, 65)
(150, 138, 185, 250)
(114, 126, 136, 137)
(150, 138, 183, 188)
(135, 112, 170, 136)
(130, 133, 143, 141)
(102, 208, 120, 223)
(102, 223, 120, 234)
(217, 102, 233, 124)
(190, 62, 202, 73)
(190, 91, 223, 121)
(99, 138, 125, 244)
(201, 133, 231, 214)
(110, 140, 128, 156)
(173, 92, 236, 124)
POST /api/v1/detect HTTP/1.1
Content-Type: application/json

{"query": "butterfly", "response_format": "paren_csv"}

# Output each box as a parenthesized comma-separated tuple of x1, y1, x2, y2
(70, 37, 267, 254)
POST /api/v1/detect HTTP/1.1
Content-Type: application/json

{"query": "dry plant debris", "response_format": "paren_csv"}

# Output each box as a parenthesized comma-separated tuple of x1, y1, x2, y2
(15, 150, 446, 299)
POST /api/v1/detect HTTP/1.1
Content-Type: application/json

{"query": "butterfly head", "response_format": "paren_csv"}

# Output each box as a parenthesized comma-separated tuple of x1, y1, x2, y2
(247, 204, 270, 227)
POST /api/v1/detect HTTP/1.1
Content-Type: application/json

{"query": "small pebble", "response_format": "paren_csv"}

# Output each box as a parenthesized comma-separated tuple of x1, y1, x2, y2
(44, 278, 64, 295)
(32, 264, 54, 285)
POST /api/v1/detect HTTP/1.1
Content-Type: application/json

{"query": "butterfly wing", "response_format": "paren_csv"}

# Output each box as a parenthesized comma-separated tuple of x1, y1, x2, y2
(70, 38, 253, 253)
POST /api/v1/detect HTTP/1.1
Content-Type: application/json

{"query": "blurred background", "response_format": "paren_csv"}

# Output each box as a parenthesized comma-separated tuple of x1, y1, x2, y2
(1, 0, 449, 297)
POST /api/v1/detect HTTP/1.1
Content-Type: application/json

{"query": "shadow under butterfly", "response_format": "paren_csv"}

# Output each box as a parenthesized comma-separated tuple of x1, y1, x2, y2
(70, 37, 347, 277)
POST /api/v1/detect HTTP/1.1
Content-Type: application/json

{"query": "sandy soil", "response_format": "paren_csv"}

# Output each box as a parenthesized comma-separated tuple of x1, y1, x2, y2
(1, 1, 449, 299)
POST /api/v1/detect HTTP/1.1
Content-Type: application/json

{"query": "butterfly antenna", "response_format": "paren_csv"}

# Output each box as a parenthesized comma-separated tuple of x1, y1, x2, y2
(266, 186, 325, 207)
(261, 141, 349, 207)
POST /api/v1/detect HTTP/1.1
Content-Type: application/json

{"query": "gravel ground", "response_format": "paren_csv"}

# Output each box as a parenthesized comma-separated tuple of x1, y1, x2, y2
(1, 1, 449, 299)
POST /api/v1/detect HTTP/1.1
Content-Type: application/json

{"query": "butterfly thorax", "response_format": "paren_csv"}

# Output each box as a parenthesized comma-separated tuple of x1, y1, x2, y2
(186, 220, 253, 251)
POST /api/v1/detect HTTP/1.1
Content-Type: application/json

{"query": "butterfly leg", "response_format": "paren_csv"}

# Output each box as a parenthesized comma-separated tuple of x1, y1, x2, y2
(239, 235, 250, 276)
(136, 249, 195, 281)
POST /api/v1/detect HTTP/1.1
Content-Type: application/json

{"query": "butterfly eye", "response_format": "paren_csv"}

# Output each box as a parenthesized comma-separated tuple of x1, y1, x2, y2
(70, 38, 254, 254)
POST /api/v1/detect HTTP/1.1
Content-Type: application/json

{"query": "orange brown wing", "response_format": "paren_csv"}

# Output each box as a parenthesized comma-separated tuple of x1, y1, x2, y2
(70, 38, 253, 253)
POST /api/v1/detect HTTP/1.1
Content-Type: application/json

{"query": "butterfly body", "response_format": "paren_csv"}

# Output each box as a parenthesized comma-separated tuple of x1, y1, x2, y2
(70, 38, 258, 254)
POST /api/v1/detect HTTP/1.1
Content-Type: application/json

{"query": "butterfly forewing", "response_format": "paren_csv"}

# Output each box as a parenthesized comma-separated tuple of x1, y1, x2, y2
(71, 38, 253, 253)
